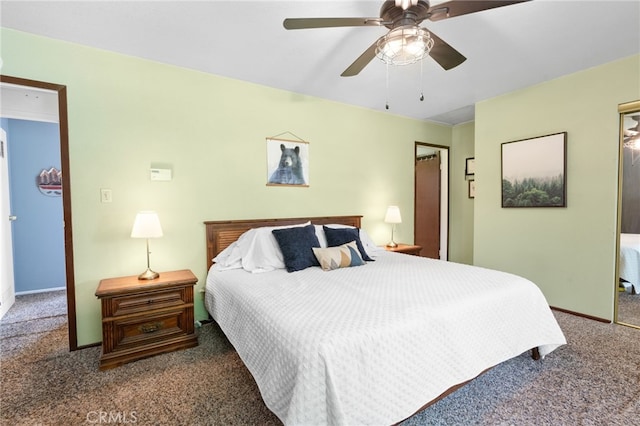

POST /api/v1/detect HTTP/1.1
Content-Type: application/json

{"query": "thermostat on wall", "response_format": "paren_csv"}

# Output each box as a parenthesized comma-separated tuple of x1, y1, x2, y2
(150, 168, 172, 181)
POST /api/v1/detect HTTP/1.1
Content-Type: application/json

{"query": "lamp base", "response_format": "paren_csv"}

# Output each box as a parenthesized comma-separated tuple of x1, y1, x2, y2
(386, 241, 398, 248)
(138, 268, 159, 280)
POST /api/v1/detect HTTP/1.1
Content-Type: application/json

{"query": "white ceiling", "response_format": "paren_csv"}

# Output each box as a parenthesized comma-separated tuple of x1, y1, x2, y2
(1, 0, 639, 125)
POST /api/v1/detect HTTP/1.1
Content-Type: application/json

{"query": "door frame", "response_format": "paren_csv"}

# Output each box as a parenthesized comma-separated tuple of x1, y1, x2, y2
(414, 142, 449, 260)
(0, 75, 77, 350)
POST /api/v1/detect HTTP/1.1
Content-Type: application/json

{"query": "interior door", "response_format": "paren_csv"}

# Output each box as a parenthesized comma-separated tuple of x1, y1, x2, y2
(415, 153, 441, 258)
(0, 127, 16, 319)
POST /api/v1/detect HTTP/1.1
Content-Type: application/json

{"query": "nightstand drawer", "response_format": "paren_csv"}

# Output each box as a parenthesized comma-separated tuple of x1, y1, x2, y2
(109, 288, 186, 317)
(113, 309, 188, 349)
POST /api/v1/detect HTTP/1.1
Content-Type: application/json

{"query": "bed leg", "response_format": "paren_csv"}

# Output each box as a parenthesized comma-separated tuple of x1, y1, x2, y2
(531, 347, 541, 360)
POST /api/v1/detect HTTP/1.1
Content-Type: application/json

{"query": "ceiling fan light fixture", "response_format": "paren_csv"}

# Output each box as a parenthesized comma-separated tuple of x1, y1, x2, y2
(375, 26, 434, 66)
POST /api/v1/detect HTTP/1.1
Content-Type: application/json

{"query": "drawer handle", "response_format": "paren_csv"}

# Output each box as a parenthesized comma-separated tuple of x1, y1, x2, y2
(139, 322, 163, 333)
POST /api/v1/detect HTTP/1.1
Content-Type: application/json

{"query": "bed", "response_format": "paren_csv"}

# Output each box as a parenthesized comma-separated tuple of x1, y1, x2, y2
(620, 233, 640, 294)
(203, 215, 566, 426)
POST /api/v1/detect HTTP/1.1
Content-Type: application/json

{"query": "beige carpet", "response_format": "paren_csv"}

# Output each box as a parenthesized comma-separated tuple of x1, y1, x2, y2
(618, 291, 640, 325)
(1, 291, 639, 425)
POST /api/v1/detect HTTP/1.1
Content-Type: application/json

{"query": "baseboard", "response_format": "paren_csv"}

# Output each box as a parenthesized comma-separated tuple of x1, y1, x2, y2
(551, 306, 610, 323)
(15, 286, 66, 296)
(75, 342, 101, 351)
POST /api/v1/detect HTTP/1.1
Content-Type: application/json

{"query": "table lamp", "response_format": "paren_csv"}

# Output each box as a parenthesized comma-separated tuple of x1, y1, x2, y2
(131, 211, 163, 280)
(384, 205, 402, 248)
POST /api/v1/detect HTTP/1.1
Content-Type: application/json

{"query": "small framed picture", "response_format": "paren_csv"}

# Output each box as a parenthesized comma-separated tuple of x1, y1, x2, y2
(266, 138, 309, 187)
(465, 157, 475, 177)
(468, 180, 475, 199)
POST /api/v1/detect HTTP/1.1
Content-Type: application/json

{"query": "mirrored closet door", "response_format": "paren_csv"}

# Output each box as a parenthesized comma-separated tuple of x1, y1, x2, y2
(616, 100, 640, 329)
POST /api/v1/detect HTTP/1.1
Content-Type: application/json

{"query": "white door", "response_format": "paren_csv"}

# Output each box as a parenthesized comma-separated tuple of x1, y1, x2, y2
(0, 127, 15, 319)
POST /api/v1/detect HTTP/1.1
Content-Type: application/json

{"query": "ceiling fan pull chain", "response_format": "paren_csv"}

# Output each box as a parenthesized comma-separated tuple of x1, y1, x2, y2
(419, 59, 425, 102)
(385, 62, 390, 110)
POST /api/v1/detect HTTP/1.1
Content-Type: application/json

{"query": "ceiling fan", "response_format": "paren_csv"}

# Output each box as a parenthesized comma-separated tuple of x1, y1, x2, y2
(283, 0, 529, 77)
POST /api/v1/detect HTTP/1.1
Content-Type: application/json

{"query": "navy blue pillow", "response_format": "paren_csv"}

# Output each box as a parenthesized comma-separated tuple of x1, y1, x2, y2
(272, 224, 321, 272)
(323, 226, 374, 262)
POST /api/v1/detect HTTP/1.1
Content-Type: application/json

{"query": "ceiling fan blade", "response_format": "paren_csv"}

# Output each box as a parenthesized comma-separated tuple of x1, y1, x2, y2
(283, 17, 383, 30)
(341, 39, 380, 77)
(428, 30, 466, 70)
(428, 0, 530, 22)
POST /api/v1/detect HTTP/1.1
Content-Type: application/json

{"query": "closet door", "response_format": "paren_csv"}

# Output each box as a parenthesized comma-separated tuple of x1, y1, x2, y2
(415, 154, 441, 258)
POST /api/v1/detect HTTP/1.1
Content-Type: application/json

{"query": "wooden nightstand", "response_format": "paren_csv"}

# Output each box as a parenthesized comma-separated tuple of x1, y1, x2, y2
(95, 269, 199, 370)
(383, 244, 422, 256)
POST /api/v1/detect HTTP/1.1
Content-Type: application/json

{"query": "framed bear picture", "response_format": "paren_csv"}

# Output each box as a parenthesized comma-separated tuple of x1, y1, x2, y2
(266, 137, 310, 187)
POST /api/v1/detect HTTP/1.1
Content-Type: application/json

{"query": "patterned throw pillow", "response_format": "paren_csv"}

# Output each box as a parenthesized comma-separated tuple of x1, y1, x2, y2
(312, 241, 365, 271)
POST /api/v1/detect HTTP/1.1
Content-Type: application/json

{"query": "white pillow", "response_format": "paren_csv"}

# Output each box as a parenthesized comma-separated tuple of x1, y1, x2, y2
(212, 242, 243, 271)
(315, 224, 329, 248)
(359, 229, 385, 256)
(239, 221, 311, 273)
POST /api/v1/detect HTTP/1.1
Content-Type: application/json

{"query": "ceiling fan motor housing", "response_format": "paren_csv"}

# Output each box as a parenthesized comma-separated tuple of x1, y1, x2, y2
(380, 0, 431, 29)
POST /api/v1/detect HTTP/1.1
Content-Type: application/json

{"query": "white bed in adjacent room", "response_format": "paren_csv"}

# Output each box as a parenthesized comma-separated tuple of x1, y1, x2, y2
(203, 216, 566, 426)
(620, 233, 640, 294)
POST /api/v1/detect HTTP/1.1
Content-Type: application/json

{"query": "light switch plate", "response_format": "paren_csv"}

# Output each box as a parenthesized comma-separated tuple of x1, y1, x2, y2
(100, 188, 112, 203)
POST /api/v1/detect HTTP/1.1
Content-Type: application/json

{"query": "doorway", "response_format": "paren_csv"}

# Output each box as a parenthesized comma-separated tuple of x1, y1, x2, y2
(415, 142, 449, 260)
(0, 75, 77, 350)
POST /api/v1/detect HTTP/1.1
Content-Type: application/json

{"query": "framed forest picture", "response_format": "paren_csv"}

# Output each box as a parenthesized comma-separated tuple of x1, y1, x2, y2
(501, 132, 567, 208)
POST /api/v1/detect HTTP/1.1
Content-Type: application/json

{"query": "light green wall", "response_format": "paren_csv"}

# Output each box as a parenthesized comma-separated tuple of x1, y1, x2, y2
(449, 122, 475, 264)
(474, 55, 640, 320)
(9, 27, 629, 342)
(1, 28, 455, 345)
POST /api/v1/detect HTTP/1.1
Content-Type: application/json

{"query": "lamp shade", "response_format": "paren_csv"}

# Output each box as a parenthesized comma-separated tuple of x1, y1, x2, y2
(384, 206, 402, 224)
(131, 211, 163, 238)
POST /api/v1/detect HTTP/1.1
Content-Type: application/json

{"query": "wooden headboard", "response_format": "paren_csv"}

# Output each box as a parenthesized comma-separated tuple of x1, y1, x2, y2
(204, 215, 362, 270)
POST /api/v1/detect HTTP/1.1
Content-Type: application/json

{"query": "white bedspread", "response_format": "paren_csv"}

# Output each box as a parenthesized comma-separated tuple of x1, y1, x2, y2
(205, 252, 566, 426)
(620, 233, 640, 293)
